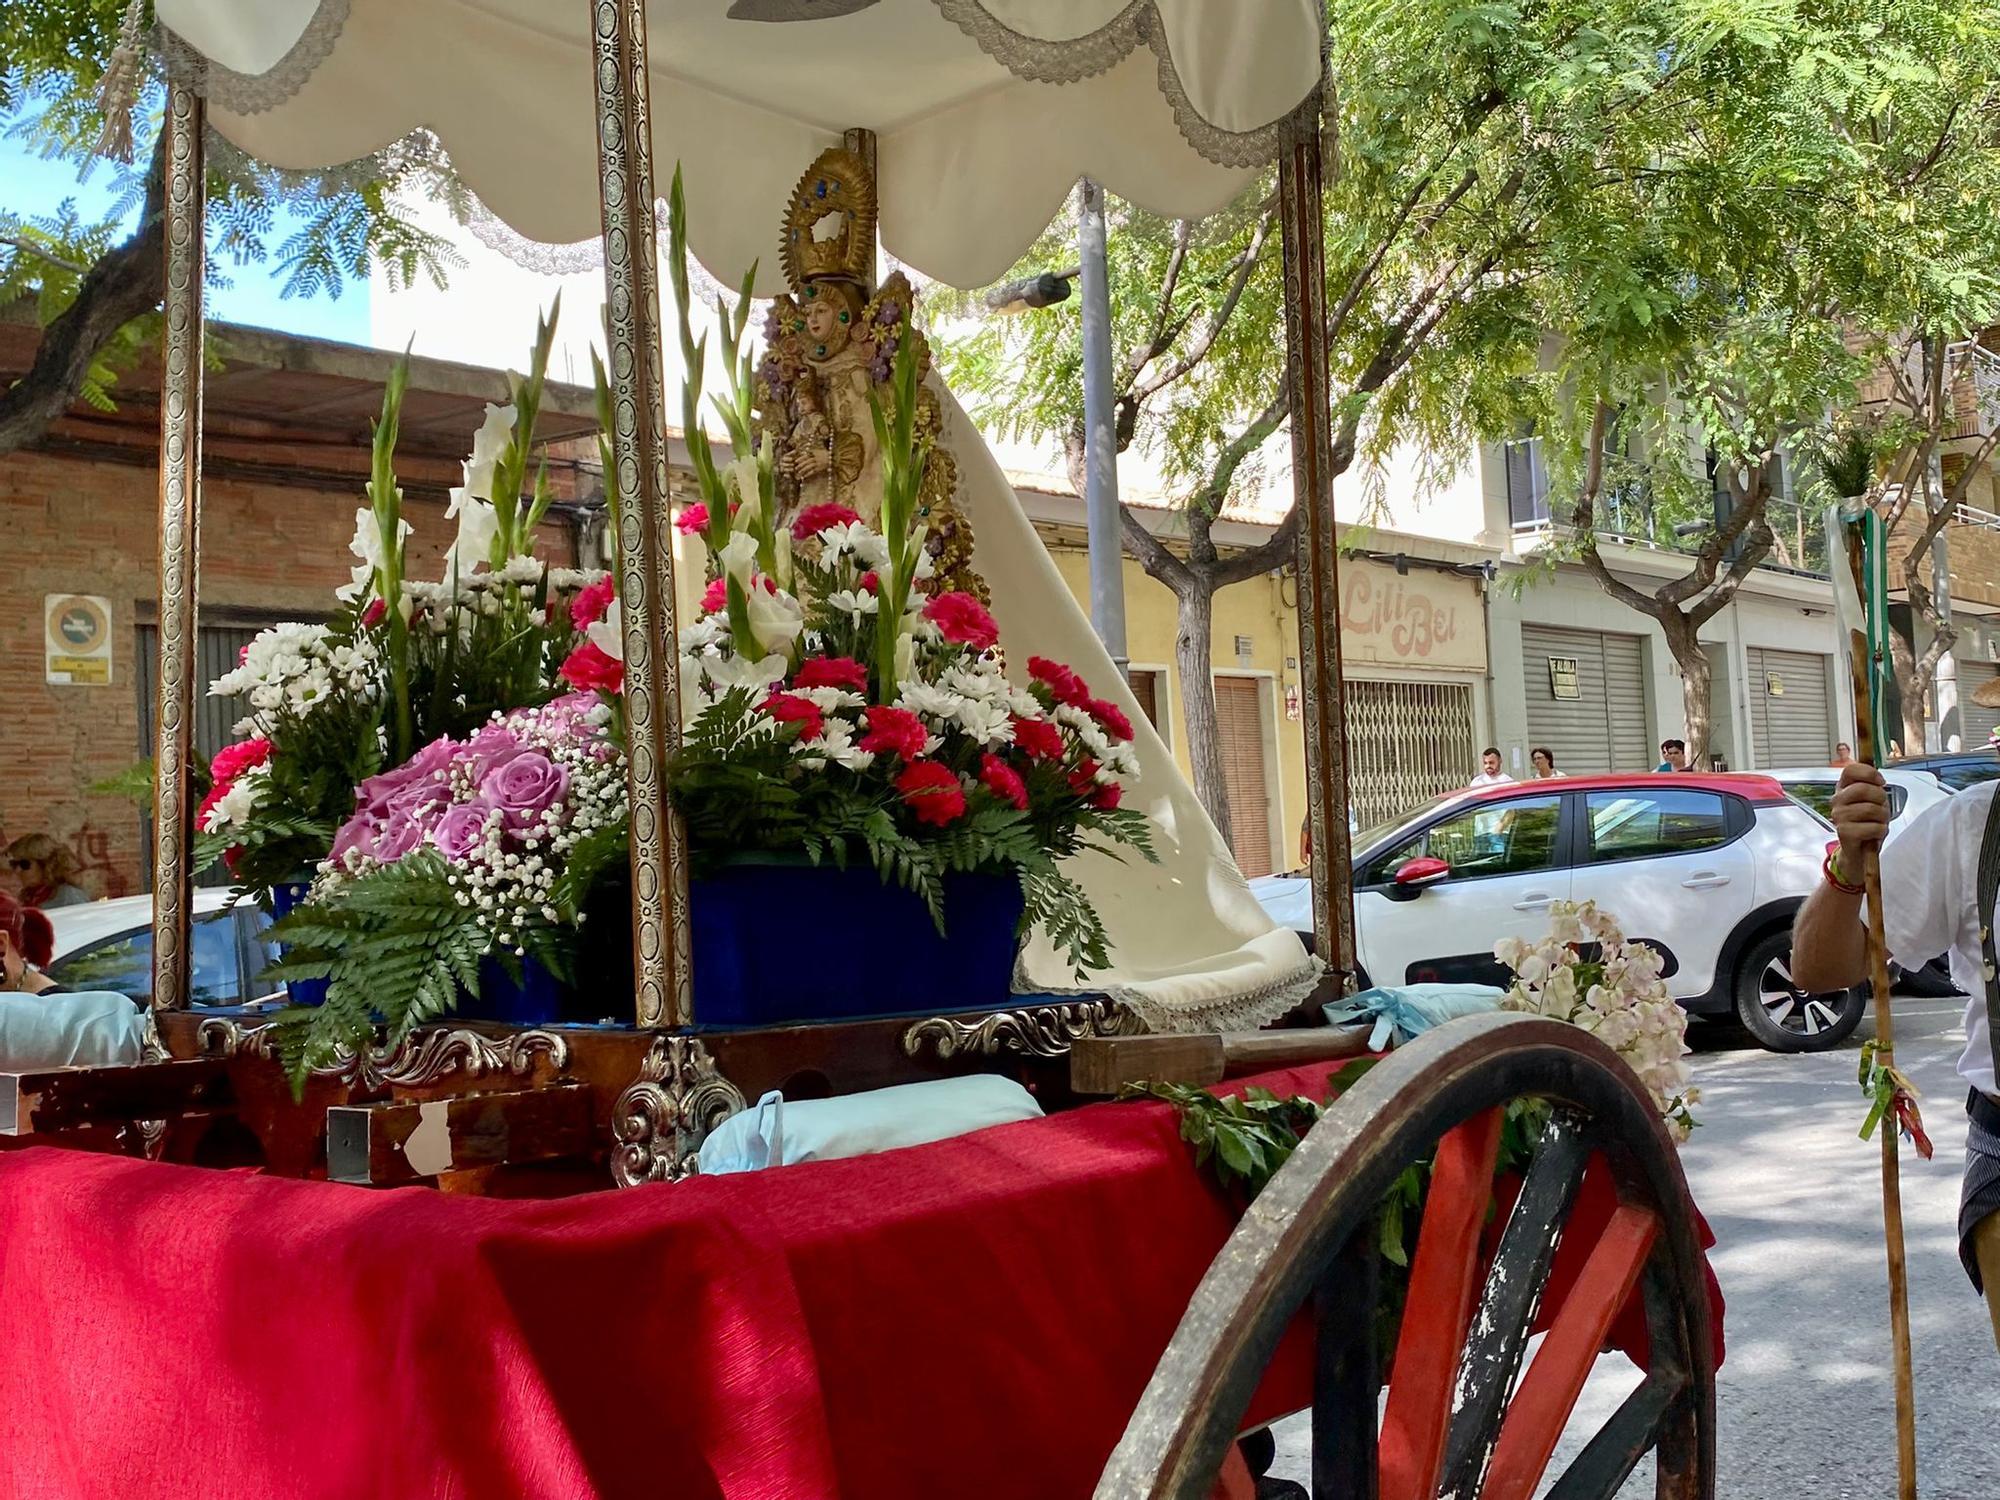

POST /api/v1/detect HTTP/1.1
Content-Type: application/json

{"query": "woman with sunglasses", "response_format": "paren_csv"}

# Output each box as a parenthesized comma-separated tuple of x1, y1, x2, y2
(5, 833, 90, 909)
(0, 891, 60, 995)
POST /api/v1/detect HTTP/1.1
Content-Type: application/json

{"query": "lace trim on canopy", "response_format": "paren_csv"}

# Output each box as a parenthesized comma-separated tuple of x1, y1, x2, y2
(1018, 952, 1325, 1035)
(160, 0, 353, 114)
(464, 202, 742, 308)
(927, 0, 1322, 169)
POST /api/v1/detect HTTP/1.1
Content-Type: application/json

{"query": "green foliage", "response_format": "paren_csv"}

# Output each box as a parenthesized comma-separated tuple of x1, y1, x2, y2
(262, 851, 569, 1087)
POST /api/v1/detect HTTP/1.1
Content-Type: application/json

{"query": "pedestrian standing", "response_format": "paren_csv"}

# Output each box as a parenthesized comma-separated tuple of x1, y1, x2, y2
(1469, 747, 1512, 787)
(1529, 746, 1564, 780)
(1830, 742, 1853, 770)
(1655, 739, 1690, 773)
(1793, 764, 2000, 1347)
(5, 835, 89, 909)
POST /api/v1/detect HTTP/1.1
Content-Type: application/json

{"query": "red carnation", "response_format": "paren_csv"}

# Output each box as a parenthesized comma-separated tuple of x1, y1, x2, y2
(1010, 714, 1064, 762)
(858, 705, 928, 759)
(569, 575, 616, 630)
(922, 590, 1000, 651)
(793, 656, 868, 693)
(559, 640, 624, 695)
(1068, 758, 1101, 798)
(1086, 697, 1134, 742)
(360, 597, 388, 628)
(859, 571, 880, 595)
(896, 760, 967, 827)
(1028, 655, 1091, 707)
(979, 753, 1029, 812)
(674, 503, 709, 536)
(210, 737, 273, 784)
(701, 577, 728, 614)
(1090, 782, 1122, 810)
(195, 781, 229, 830)
(792, 502, 862, 540)
(763, 691, 824, 743)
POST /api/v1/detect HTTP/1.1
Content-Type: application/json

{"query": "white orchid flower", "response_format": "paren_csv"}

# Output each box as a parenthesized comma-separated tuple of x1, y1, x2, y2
(462, 402, 517, 503)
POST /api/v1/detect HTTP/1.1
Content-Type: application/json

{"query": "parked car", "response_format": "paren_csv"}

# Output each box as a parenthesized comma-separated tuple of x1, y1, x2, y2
(1887, 748, 2000, 794)
(43, 891, 279, 1007)
(1250, 772, 1864, 1053)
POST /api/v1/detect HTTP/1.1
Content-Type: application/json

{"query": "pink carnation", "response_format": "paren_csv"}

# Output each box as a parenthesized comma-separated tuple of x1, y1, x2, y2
(674, 503, 709, 536)
(793, 656, 868, 693)
(792, 502, 862, 540)
(210, 737, 273, 784)
(922, 591, 999, 650)
(1028, 655, 1091, 708)
(763, 691, 825, 743)
(570, 576, 616, 630)
(1010, 715, 1064, 762)
(559, 640, 623, 694)
(1087, 697, 1135, 742)
(701, 577, 728, 615)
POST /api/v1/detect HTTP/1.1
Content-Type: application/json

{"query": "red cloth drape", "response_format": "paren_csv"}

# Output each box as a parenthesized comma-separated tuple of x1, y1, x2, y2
(0, 1064, 1720, 1499)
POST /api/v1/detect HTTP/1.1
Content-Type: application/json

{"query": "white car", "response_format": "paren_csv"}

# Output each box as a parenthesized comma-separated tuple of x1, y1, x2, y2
(42, 890, 281, 1007)
(1251, 772, 1863, 1052)
(1763, 764, 1948, 843)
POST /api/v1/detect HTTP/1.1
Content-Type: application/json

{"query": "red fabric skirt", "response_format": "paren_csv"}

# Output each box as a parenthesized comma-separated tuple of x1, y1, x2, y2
(0, 1063, 1720, 1499)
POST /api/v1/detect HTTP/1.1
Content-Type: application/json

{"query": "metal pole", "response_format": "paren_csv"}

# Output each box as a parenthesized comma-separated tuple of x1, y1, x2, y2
(1076, 179, 1129, 673)
(1276, 98, 1357, 989)
(149, 81, 205, 1013)
(589, 0, 690, 1027)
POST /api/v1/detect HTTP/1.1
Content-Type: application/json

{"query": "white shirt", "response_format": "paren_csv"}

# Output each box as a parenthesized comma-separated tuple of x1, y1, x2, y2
(1876, 781, 1998, 1097)
(1469, 771, 1513, 787)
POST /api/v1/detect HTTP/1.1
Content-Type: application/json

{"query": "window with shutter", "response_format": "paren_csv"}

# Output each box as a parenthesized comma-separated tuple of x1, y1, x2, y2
(1213, 675, 1274, 878)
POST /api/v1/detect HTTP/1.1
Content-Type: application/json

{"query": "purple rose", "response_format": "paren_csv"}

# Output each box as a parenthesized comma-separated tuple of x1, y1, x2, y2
(382, 773, 452, 827)
(431, 800, 495, 864)
(332, 809, 423, 865)
(373, 815, 424, 863)
(480, 750, 568, 829)
(360, 735, 458, 814)
(464, 722, 528, 782)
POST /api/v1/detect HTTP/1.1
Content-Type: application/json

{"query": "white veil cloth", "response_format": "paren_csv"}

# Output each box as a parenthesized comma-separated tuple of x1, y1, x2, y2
(939, 389, 1319, 1032)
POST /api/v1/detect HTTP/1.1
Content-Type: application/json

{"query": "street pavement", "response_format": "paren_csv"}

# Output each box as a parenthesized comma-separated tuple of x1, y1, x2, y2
(1268, 994, 2000, 1497)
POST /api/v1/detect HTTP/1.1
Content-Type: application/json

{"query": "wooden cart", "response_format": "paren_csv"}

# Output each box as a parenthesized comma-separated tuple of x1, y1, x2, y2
(4, 5, 1717, 1494)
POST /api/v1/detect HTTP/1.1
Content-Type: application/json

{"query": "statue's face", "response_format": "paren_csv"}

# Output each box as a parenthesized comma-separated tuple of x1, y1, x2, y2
(804, 297, 848, 353)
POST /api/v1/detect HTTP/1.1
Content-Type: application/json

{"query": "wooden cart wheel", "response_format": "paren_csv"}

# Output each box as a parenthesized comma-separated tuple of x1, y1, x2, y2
(1097, 1013, 1715, 1500)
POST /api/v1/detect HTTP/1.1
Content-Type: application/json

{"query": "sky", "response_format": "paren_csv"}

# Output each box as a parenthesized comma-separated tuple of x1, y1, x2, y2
(2, 131, 374, 345)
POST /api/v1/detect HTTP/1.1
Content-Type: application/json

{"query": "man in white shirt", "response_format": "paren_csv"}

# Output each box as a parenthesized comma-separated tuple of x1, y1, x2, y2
(1469, 747, 1512, 787)
(1793, 763, 2000, 1346)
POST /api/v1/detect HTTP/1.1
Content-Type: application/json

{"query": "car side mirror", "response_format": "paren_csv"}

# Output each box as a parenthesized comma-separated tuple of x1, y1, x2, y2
(1387, 855, 1450, 901)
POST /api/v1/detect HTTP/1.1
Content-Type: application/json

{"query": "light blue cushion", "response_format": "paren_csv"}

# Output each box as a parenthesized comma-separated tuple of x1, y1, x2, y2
(0, 991, 149, 1071)
(697, 1073, 1045, 1175)
(1322, 983, 1505, 1052)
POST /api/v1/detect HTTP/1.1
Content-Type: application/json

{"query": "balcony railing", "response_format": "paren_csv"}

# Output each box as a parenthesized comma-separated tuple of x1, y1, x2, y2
(1947, 342, 2000, 441)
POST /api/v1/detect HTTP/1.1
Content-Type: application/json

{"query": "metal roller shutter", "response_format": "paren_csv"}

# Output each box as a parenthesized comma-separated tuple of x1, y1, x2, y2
(1346, 679, 1478, 830)
(1959, 660, 2000, 748)
(1704, 642, 1735, 768)
(1214, 675, 1275, 878)
(1521, 625, 1651, 775)
(1747, 648, 1833, 767)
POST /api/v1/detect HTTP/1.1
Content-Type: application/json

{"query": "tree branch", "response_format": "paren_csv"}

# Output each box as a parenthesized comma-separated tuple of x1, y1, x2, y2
(0, 131, 167, 458)
(0, 233, 88, 277)
(1118, 500, 1195, 594)
(1129, 208, 1277, 404)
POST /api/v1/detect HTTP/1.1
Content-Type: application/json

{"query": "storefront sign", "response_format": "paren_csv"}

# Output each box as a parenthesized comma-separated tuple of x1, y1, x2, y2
(1338, 562, 1485, 671)
(1548, 656, 1581, 699)
(45, 594, 114, 686)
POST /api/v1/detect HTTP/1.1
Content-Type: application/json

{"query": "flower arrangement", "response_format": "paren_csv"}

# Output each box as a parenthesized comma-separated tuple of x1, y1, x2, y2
(588, 172, 1156, 978)
(264, 695, 629, 1071)
(1494, 900, 1699, 1139)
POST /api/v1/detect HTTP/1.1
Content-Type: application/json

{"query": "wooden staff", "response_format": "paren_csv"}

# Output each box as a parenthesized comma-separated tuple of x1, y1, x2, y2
(1844, 530, 1918, 1500)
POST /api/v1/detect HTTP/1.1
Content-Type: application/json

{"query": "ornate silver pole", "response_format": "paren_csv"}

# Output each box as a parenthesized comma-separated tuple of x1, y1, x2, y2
(149, 81, 206, 1012)
(1277, 96, 1357, 988)
(589, 0, 690, 1027)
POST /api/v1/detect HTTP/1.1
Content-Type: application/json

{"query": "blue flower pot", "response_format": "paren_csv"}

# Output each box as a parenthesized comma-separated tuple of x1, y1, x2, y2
(464, 954, 564, 1026)
(690, 856, 1025, 1026)
(270, 879, 330, 1009)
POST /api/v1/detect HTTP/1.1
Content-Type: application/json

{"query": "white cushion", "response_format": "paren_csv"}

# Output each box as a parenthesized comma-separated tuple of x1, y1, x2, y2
(0, 991, 149, 1071)
(698, 1074, 1044, 1176)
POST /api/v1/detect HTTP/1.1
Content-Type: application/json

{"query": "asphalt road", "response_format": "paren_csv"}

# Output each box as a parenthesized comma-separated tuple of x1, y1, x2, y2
(1268, 994, 2000, 1497)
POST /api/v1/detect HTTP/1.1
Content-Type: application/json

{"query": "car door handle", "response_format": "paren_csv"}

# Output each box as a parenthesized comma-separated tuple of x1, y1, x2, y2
(1512, 892, 1554, 911)
(1680, 873, 1730, 890)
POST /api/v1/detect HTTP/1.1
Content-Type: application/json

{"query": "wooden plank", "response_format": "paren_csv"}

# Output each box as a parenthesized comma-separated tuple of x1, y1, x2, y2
(1378, 1108, 1503, 1500)
(0, 1060, 232, 1136)
(1481, 1204, 1662, 1500)
(325, 1084, 595, 1186)
(1068, 1028, 1371, 1094)
(1542, 1375, 1679, 1500)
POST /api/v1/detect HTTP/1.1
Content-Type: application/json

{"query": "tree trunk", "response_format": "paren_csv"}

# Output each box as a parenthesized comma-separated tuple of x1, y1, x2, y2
(1886, 625, 1928, 756)
(1171, 576, 1234, 850)
(1659, 614, 1711, 767)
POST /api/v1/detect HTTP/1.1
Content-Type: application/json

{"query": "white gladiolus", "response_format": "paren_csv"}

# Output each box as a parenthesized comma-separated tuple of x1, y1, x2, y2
(722, 457, 763, 520)
(585, 600, 624, 661)
(450, 496, 501, 573)
(717, 531, 760, 587)
(744, 584, 806, 656)
(462, 402, 516, 503)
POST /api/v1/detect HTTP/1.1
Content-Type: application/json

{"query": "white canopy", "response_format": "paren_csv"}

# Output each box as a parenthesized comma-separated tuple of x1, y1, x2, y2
(155, 0, 1323, 289)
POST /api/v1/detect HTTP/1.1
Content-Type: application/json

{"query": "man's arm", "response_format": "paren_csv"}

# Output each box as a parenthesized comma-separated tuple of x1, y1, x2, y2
(1789, 763, 1892, 993)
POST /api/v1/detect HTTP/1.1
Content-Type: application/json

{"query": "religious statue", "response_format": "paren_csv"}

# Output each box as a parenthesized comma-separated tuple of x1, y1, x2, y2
(756, 147, 983, 600)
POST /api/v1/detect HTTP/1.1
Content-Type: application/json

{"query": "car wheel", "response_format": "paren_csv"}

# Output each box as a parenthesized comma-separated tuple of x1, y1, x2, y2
(1733, 930, 1866, 1052)
(1896, 954, 1959, 998)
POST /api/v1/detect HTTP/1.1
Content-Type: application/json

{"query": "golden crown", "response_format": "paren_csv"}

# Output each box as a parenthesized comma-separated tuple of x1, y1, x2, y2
(780, 147, 877, 291)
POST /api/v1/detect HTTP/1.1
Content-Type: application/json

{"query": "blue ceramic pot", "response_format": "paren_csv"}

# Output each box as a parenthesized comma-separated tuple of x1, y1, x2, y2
(269, 879, 330, 1008)
(690, 855, 1025, 1026)
(465, 954, 564, 1026)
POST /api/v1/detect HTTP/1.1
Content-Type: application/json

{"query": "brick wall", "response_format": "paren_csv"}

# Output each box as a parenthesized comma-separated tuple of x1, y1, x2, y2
(1, 451, 577, 899)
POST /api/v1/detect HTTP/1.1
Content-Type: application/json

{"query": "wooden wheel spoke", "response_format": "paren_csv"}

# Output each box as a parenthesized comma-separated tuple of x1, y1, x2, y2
(1480, 1204, 1662, 1500)
(1311, 1220, 1381, 1500)
(1379, 1108, 1503, 1500)
(1542, 1374, 1683, 1500)
(1438, 1109, 1590, 1497)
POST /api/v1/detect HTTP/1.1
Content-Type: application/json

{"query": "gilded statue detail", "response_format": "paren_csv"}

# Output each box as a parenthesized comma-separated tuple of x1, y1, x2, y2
(755, 148, 983, 600)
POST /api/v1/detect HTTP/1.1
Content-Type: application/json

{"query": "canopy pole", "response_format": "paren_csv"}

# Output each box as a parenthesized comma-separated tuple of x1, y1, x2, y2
(1077, 178, 1129, 677)
(1277, 96, 1356, 989)
(149, 80, 206, 1013)
(590, 0, 691, 1028)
